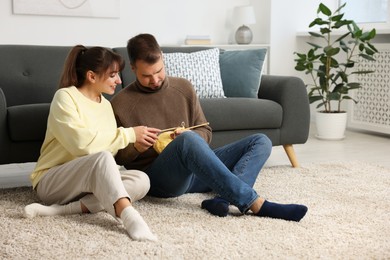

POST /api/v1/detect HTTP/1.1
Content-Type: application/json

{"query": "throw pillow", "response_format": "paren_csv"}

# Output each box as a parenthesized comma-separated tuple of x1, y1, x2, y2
(219, 48, 267, 98)
(163, 48, 225, 98)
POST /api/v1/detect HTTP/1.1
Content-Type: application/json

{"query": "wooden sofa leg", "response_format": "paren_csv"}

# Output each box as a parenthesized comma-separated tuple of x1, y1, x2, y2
(283, 144, 299, 168)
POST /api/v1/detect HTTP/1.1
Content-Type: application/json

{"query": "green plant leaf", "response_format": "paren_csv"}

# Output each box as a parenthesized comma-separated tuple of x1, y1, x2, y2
(338, 71, 348, 82)
(368, 42, 378, 53)
(328, 92, 340, 100)
(309, 18, 329, 27)
(347, 82, 360, 86)
(320, 56, 339, 68)
(360, 31, 372, 41)
(351, 70, 375, 74)
(335, 2, 346, 13)
(318, 3, 331, 16)
(307, 48, 315, 57)
(359, 53, 376, 61)
(330, 57, 339, 67)
(316, 102, 326, 109)
(333, 20, 352, 29)
(347, 82, 361, 89)
(309, 32, 325, 38)
(333, 83, 345, 92)
(331, 14, 344, 22)
(309, 95, 324, 104)
(320, 28, 332, 34)
(339, 40, 350, 53)
(294, 52, 306, 59)
(359, 43, 365, 51)
(342, 95, 358, 104)
(336, 32, 350, 43)
(364, 47, 376, 55)
(324, 46, 340, 56)
(295, 65, 306, 71)
(368, 29, 377, 40)
(350, 23, 362, 37)
(307, 42, 322, 49)
(345, 62, 355, 68)
(341, 87, 349, 94)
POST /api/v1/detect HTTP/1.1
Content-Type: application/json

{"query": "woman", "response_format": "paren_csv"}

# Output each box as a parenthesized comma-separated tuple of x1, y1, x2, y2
(24, 45, 160, 242)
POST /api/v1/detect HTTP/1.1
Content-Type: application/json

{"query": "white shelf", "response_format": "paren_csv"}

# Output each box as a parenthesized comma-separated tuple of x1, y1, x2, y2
(296, 28, 390, 37)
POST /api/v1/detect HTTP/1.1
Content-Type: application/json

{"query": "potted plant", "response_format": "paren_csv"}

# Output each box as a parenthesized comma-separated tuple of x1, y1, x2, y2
(294, 2, 378, 140)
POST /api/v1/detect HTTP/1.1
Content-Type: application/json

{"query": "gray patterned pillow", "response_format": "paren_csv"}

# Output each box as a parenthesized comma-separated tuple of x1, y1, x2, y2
(163, 48, 225, 98)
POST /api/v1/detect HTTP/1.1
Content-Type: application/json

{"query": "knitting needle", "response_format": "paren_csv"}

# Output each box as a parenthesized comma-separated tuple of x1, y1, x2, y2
(185, 122, 210, 130)
(159, 122, 209, 134)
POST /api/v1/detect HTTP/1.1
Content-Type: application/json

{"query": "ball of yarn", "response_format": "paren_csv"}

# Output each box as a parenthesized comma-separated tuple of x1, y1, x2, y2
(153, 131, 174, 154)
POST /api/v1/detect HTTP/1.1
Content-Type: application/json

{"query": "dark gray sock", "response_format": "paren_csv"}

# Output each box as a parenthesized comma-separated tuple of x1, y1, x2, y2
(256, 200, 308, 222)
(201, 197, 229, 217)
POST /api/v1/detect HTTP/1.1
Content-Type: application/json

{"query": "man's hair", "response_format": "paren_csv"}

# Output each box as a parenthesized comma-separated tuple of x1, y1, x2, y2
(127, 34, 162, 66)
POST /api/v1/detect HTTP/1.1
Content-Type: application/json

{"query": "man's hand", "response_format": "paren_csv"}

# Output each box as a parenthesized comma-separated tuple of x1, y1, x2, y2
(133, 126, 160, 153)
(170, 127, 189, 139)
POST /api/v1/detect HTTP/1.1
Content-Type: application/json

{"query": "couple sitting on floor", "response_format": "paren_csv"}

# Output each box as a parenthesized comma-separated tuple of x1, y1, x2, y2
(24, 33, 307, 242)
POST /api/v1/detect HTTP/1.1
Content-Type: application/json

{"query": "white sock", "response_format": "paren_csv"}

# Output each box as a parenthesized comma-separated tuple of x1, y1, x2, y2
(120, 206, 157, 242)
(23, 201, 82, 218)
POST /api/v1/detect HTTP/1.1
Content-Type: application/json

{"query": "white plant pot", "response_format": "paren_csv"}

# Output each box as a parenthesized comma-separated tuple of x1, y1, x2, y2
(315, 111, 347, 140)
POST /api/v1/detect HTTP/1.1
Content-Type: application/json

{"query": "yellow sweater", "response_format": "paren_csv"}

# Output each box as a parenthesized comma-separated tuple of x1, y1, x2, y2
(30, 86, 135, 188)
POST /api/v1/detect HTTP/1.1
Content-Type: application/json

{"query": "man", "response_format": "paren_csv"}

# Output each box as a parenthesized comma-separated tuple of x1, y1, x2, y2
(111, 33, 307, 221)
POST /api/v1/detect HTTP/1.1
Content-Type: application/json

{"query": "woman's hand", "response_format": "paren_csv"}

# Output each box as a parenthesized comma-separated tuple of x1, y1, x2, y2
(132, 126, 160, 153)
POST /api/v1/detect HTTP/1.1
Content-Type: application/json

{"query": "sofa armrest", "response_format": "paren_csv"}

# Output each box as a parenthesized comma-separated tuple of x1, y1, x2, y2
(258, 75, 310, 145)
(0, 88, 10, 164)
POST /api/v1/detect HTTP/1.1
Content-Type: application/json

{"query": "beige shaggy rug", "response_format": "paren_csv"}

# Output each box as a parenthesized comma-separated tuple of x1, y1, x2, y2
(1, 162, 389, 259)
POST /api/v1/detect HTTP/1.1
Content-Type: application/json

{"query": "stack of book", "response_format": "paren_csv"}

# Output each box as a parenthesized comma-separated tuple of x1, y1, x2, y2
(184, 35, 211, 45)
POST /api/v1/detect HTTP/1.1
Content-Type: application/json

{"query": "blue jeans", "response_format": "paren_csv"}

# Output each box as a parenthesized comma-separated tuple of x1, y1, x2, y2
(146, 132, 272, 213)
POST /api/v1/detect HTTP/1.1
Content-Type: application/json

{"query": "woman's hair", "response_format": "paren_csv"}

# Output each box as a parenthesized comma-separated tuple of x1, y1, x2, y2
(59, 45, 125, 89)
(127, 34, 162, 66)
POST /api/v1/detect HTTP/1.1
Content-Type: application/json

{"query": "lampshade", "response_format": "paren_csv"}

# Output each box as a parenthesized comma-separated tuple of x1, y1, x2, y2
(234, 5, 256, 26)
(233, 5, 256, 44)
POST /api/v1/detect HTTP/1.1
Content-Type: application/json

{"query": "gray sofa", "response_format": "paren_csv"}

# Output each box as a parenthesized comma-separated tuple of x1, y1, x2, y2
(0, 44, 310, 168)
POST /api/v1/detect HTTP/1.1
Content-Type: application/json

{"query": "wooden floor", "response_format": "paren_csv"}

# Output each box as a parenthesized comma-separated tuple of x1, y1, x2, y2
(266, 124, 390, 169)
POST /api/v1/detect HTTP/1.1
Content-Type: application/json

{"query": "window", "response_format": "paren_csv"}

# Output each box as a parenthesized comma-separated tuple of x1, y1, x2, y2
(340, 0, 389, 29)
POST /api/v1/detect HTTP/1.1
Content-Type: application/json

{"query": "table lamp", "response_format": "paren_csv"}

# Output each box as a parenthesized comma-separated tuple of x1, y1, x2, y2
(234, 5, 256, 44)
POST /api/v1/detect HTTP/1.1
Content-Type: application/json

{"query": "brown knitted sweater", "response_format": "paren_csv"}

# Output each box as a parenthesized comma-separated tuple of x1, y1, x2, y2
(110, 76, 212, 171)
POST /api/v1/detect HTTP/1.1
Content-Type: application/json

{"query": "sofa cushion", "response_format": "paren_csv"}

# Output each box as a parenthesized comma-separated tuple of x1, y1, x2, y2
(219, 48, 267, 98)
(200, 98, 282, 131)
(163, 48, 225, 98)
(8, 104, 50, 141)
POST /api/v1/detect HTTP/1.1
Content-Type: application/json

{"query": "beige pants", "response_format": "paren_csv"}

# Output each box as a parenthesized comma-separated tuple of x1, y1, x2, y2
(36, 151, 150, 217)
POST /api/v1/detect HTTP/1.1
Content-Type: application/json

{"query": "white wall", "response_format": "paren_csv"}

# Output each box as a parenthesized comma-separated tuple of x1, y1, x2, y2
(268, 0, 337, 76)
(5, 0, 382, 78)
(1, 0, 336, 76)
(268, 0, 337, 121)
(1, 0, 271, 47)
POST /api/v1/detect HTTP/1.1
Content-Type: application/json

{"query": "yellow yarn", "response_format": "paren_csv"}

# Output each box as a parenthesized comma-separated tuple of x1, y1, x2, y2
(153, 122, 209, 154)
(153, 131, 174, 154)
